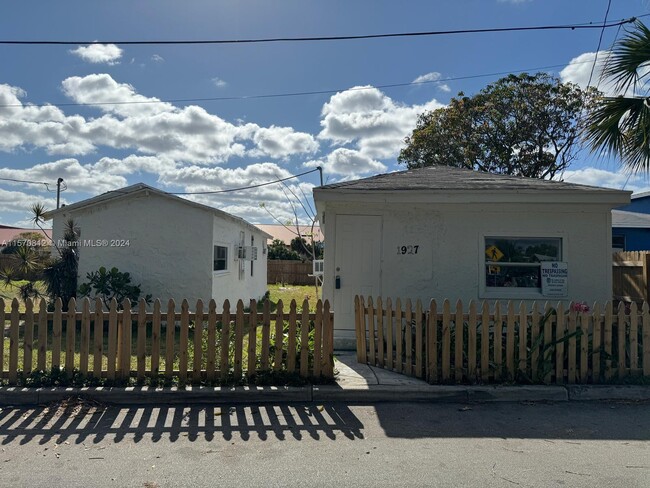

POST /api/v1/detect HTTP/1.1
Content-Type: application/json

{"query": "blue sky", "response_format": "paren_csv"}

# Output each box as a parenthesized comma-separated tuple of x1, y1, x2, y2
(1, 0, 649, 227)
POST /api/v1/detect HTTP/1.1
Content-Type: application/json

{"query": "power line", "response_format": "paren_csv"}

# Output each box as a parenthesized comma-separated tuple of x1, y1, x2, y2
(167, 168, 321, 195)
(0, 16, 640, 46)
(587, 0, 613, 87)
(0, 176, 49, 186)
(0, 59, 599, 109)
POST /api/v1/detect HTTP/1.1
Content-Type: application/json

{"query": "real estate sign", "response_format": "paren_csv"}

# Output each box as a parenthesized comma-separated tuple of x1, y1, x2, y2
(541, 261, 568, 297)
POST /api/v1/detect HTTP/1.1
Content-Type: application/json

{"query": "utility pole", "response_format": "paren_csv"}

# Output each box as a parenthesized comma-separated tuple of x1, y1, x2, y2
(56, 178, 64, 209)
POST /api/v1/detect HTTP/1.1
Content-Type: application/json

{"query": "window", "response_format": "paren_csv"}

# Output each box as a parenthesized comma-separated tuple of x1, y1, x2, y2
(213, 245, 228, 271)
(612, 234, 625, 251)
(485, 237, 561, 290)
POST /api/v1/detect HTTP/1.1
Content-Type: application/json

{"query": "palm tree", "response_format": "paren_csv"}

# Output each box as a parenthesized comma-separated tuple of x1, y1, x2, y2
(585, 20, 650, 172)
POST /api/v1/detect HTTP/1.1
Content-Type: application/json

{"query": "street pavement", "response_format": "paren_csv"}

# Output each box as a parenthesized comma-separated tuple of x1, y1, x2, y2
(0, 353, 649, 487)
(0, 400, 648, 487)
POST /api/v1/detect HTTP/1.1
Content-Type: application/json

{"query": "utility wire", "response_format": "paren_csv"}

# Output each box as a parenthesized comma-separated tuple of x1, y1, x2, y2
(0, 16, 641, 46)
(587, 0, 613, 87)
(0, 59, 599, 109)
(0, 176, 64, 192)
(164, 168, 320, 195)
(0, 176, 49, 186)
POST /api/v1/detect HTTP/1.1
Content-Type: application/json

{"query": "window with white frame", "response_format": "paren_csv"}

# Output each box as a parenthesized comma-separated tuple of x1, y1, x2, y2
(485, 237, 561, 290)
(213, 245, 228, 272)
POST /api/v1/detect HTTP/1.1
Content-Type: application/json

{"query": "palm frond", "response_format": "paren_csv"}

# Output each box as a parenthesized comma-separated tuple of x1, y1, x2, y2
(585, 95, 650, 172)
(604, 20, 650, 92)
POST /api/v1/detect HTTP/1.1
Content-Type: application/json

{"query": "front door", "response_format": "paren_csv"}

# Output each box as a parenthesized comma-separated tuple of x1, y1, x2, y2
(334, 215, 382, 335)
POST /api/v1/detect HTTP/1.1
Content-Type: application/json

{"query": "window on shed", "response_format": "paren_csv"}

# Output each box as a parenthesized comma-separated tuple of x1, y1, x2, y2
(485, 237, 561, 290)
(213, 245, 228, 271)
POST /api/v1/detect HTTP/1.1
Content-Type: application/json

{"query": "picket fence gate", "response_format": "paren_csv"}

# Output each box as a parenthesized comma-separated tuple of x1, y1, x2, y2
(355, 296, 650, 384)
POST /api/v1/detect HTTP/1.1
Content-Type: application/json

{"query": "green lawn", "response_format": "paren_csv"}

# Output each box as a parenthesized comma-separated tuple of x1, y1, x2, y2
(266, 284, 321, 312)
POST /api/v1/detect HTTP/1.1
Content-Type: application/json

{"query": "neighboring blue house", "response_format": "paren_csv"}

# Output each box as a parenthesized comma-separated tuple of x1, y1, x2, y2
(613, 191, 650, 251)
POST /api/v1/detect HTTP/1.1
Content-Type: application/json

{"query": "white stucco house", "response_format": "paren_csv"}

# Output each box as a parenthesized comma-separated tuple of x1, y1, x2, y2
(313, 166, 631, 349)
(43, 183, 271, 307)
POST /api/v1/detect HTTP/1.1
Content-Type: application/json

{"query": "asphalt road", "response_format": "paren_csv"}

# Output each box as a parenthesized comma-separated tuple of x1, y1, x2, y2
(0, 399, 648, 487)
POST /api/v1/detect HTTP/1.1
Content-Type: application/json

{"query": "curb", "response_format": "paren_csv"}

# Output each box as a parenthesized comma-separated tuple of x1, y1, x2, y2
(0, 386, 312, 406)
(566, 385, 650, 401)
(313, 385, 468, 403)
(0, 385, 648, 406)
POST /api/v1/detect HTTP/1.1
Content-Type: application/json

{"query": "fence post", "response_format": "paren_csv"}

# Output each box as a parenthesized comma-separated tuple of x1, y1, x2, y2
(9, 299, 19, 384)
(0, 299, 4, 379)
(66, 298, 76, 377)
(644, 253, 650, 303)
(179, 299, 189, 383)
(323, 299, 333, 378)
(120, 299, 132, 380)
(23, 298, 34, 375)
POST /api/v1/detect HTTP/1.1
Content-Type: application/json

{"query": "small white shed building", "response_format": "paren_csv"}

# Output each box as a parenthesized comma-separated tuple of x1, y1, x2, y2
(313, 166, 631, 349)
(44, 183, 271, 306)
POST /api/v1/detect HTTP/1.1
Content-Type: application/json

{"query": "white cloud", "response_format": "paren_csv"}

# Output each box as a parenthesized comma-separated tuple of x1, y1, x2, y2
(413, 72, 442, 83)
(212, 77, 227, 88)
(158, 162, 315, 223)
(151, 54, 164, 63)
(561, 167, 650, 194)
(249, 126, 319, 159)
(412, 72, 451, 93)
(0, 75, 318, 165)
(91, 155, 177, 176)
(318, 86, 444, 159)
(70, 44, 123, 64)
(0, 187, 57, 215)
(305, 148, 386, 178)
(559, 51, 650, 97)
(62, 74, 175, 117)
(0, 158, 127, 195)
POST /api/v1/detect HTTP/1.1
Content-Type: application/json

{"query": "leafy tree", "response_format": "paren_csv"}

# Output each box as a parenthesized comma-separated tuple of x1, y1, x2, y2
(290, 236, 324, 260)
(399, 73, 596, 179)
(78, 266, 152, 310)
(268, 239, 301, 261)
(584, 20, 650, 172)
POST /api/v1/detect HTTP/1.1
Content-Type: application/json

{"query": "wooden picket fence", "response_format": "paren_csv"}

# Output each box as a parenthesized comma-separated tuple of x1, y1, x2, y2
(355, 296, 650, 385)
(0, 297, 334, 385)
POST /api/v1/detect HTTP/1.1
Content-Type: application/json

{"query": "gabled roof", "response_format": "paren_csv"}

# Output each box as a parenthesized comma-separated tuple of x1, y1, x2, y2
(42, 183, 271, 238)
(313, 166, 630, 206)
(612, 209, 650, 228)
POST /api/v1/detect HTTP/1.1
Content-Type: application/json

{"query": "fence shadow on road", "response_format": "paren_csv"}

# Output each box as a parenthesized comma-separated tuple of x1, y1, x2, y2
(0, 401, 364, 446)
(373, 401, 650, 441)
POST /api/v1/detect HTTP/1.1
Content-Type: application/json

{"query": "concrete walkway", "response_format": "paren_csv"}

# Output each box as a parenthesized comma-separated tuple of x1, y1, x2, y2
(0, 352, 649, 406)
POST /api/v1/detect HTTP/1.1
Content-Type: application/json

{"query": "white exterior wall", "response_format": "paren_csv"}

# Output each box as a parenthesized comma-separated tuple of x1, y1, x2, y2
(211, 216, 269, 305)
(320, 200, 616, 349)
(53, 192, 214, 306)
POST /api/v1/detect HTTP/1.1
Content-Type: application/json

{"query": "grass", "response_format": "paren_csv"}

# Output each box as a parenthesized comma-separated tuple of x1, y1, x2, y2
(0, 280, 47, 312)
(265, 284, 321, 313)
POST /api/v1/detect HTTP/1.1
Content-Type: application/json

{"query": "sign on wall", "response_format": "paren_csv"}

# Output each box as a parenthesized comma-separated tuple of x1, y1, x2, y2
(540, 262, 568, 297)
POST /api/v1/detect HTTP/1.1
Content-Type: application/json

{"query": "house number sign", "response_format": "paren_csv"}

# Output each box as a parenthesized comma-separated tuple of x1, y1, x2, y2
(397, 245, 419, 255)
